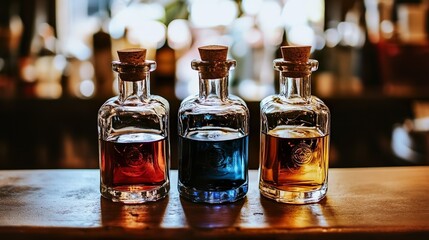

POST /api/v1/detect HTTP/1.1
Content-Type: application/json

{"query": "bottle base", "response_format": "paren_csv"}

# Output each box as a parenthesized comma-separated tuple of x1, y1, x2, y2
(101, 181, 169, 204)
(259, 182, 327, 204)
(178, 182, 248, 204)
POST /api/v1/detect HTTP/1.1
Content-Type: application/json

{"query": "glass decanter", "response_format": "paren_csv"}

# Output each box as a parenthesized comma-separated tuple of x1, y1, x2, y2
(259, 46, 330, 204)
(178, 45, 249, 203)
(98, 48, 170, 203)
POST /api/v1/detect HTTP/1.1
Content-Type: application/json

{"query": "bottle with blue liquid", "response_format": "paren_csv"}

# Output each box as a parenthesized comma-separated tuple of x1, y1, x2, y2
(178, 45, 249, 203)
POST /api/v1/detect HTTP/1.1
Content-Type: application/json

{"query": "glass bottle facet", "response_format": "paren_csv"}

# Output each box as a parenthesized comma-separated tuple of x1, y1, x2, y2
(259, 46, 330, 204)
(178, 45, 249, 203)
(98, 49, 170, 204)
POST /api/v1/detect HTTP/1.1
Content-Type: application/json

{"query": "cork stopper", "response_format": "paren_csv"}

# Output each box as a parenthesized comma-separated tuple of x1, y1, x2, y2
(198, 45, 228, 62)
(278, 46, 313, 78)
(196, 45, 230, 79)
(116, 48, 147, 81)
(281, 45, 311, 63)
(117, 48, 146, 64)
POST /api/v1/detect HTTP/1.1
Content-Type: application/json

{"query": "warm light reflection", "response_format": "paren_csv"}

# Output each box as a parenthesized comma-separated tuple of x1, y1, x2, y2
(392, 125, 418, 162)
(282, 0, 324, 48)
(380, 20, 394, 39)
(108, 17, 125, 39)
(109, 2, 165, 42)
(100, 197, 168, 229)
(66, 40, 92, 61)
(242, 0, 264, 15)
(325, 28, 341, 48)
(257, 0, 283, 46)
(35, 82, 62, 99)
(288, 25, 315, 46)
(54, 55, 67, 71)
(54, 0, 327, 100)
(174, 26, 230, 100)
(175, 50, 199, 99)
(397, 4, 427, 43)
(258, 0, 282, 30)
(260, 198, 330, 228)
(168, 19, 192, 50)
(282, 0, 309, 29)
(238, 79, 273, 101)
(32, 56, 64, 99)
(133, 20, 166, 49)
(392, 114, 429, 163)
(76, 61, 95, 98)
(79, 61, 94, 80)
(79, 79, 95, 98)
(21, 61, 36, 83)
(244, 27, 263, 47)
(364, 0, 400, 43)
(338, 22, 365, 47)
(189, 0, 238, 28)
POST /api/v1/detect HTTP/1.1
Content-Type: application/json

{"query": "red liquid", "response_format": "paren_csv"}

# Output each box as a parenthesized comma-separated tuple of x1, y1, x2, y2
(99, 134, 167, 188)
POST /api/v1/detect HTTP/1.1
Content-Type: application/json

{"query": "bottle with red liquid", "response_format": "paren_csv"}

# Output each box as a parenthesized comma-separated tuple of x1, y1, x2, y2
(98, 48, 170, 203)
(259, 46, 330, 204)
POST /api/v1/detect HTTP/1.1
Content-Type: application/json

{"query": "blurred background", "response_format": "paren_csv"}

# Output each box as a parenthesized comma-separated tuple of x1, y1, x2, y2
(0, 0, 429, 169)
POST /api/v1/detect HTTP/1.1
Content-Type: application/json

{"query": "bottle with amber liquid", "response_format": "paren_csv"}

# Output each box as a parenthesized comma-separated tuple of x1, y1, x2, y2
(178, 45, 249, 203)
(259, 46, 330, 204)
(98, 48, 170, 203)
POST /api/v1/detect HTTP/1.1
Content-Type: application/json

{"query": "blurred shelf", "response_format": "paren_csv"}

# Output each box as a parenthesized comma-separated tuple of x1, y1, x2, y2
(0, 86, 428, 170)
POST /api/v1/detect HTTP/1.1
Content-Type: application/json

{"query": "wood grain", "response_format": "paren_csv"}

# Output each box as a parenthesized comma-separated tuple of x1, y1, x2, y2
(0, 167, 428, 239)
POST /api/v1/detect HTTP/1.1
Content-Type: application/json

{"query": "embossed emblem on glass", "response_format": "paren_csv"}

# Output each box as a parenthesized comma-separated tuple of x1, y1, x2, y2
(259, 46, 330, 204)
(98, 48, 170, 204)
(292, 143, 313, 166)
(178, 45, 249, 204)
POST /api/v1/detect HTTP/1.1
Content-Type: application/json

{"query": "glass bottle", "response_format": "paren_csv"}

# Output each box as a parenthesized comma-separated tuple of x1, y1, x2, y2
(178, 45, 249, 203)
(98, 48, 170, 203)
(259, 46, 330, 204)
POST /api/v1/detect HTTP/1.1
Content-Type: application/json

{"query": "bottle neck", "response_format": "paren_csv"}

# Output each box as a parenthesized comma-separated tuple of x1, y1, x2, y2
(279, 73, 311, 103)
(118, 75, 150, 102)
(273, 58, 318, 103)
(199, 75, 228, 101)
(112, 60, 155, 103)
(191, 59, 236, 102)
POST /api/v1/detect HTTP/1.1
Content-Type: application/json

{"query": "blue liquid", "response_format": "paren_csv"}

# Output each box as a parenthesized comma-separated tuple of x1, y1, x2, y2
(178, 130, 248, 203)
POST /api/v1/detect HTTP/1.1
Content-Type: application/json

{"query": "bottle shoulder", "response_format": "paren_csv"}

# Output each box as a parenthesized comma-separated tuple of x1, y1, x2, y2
(98, 96, 119, 113)
(151, 95, 169, 105)
(228, 94, 248, 106)
(260, 95, 330, 135)
(98, 96, 169, 117)
(179, 95, 249, 116)
(150, 95, 170, 112)
(261, 95, 330, 115)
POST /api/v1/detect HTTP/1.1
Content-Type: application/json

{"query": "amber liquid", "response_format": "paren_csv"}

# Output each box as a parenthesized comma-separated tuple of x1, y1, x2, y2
(100, 133, 167, 190)
(260, 127, 329, 192)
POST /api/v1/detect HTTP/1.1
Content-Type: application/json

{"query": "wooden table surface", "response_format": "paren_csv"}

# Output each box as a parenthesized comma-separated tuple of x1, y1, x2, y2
(0, 167, 428, 239)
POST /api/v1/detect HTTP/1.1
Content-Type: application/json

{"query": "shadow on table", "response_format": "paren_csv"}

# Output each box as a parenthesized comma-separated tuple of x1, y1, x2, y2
(180, 197, 245, 228)
(100, 196, 169, 228)
(259, 196, 336, 228)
